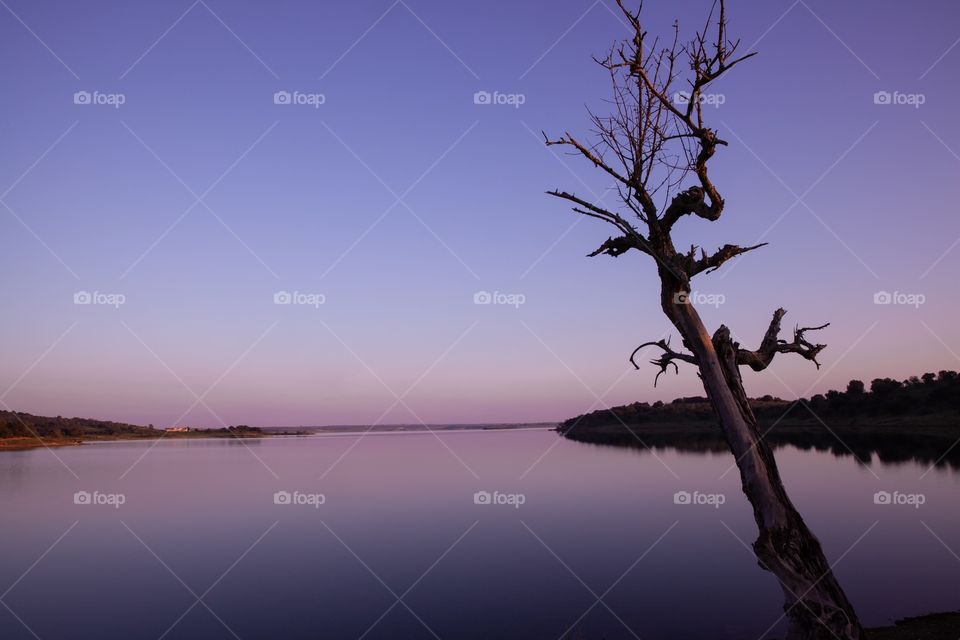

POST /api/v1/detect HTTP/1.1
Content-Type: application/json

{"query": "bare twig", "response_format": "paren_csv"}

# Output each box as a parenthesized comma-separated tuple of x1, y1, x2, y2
(630, 336, 697, 386)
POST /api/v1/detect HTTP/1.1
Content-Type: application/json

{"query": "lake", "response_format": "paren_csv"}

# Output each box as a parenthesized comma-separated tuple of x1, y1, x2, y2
(1, 428, 957, 639)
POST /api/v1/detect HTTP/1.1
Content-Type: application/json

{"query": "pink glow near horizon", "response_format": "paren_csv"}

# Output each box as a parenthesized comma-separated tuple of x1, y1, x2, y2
(2, 1, 959, 427)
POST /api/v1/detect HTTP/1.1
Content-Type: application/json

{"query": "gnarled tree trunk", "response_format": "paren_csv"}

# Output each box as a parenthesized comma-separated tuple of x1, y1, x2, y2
(662, 280, 864, 640)
(544, 1, 867, 636)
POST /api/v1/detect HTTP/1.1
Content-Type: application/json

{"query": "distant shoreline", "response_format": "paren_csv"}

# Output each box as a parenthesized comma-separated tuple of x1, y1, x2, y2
(0, 430, 269, 451)
(0, 420, 556, 451)
(265, 422, 556, 434)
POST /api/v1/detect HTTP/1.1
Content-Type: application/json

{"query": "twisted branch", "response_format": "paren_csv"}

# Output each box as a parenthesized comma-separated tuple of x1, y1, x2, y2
(687, 242, 768, 276)
(735, 308, 830, 371)
(588, 235, 640, 257)
(630, 336, 698, 386)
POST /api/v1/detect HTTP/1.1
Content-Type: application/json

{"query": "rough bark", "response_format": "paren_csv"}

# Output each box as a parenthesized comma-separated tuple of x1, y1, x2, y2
(661, 279, 864, 640)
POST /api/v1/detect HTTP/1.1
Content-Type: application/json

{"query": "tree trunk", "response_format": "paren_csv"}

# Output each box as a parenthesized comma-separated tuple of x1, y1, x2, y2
(661, 284, 865, 640)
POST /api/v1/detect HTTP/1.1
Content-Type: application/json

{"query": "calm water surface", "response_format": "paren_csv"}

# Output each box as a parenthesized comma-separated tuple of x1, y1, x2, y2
(1, 429, 958, 639)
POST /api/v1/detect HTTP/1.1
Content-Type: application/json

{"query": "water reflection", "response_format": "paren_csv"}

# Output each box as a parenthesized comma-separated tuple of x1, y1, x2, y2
(562, 425, 960, 470)
(0, 430, 957, 640)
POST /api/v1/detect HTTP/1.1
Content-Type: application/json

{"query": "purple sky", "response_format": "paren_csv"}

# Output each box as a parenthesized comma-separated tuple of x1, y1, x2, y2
(2, 0, 959, 427)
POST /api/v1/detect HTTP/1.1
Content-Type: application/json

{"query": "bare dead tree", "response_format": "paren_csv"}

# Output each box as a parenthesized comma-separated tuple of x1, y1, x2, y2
(544, 2, 864, 638)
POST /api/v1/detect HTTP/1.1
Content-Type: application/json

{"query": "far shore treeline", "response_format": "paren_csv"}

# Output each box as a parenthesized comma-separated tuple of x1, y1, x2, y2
(557, 371, 960, 470)
(0, 412, 262, 441)
(561, 370, 960, 431)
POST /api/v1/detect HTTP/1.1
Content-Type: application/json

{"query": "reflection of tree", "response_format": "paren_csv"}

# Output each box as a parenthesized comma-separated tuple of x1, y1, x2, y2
(563, 423, 960, 471)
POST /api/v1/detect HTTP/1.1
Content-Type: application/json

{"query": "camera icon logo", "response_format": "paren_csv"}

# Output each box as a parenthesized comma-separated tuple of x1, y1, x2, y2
(274, 291, 292, 305)
(73, 490, 92, 505)
(73, 91, 91, 105)
(74, 291, 92, 304)
(873, 91, 892, 105)
(673, 490, 692, 505)
(273, 91, 292, 105)
(673, 292, 690, 305)
(273, 491, 292, 505)
(873, 291, 892, 305)
(873, 491, 892, 505)
(473, 91, 492, 105)
(473, 490, 492, 505)
(473, 291, 492, 305)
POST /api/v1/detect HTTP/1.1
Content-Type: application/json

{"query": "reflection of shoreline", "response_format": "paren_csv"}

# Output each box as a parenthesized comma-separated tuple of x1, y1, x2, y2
(0, 432, 269, 452)
(0, 436, 87, 451)
(559, 422, 960, 470)
(270, 423, 555, 435)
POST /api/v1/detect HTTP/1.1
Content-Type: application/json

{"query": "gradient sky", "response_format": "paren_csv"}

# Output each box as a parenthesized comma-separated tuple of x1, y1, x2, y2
(2, 0, 959, 427)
